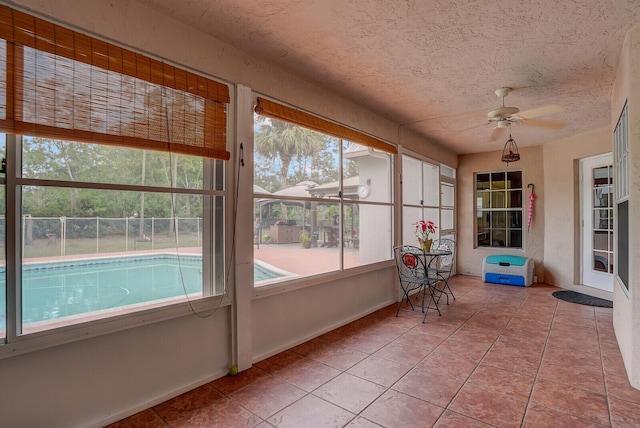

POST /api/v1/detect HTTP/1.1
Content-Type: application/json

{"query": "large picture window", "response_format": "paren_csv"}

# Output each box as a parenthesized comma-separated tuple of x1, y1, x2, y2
(476, 171, 523, 248)
(252, 99, 394, 287)
(0, 4, 229, 345)
(1, 137, 225, 337)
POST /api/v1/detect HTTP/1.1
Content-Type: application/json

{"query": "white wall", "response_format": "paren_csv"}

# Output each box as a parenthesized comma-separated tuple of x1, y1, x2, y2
(252, 269, 396, 362)
(611, 22, 640, 390)
(0, 310, 231, 427)
(2, 1, 456, 425)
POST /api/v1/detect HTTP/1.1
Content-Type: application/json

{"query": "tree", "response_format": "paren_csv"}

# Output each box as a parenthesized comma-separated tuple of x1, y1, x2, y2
(254, 116, 325, 190)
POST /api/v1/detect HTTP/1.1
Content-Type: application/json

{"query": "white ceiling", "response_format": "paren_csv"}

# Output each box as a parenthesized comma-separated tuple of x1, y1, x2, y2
(137, 0, 640, 154)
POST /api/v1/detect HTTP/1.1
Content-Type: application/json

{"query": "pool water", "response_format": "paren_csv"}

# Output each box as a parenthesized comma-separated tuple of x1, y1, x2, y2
(0, 255, 281, 328)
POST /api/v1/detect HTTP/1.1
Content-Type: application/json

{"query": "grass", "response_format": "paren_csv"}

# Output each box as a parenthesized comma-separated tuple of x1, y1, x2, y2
(19, 234, 202, 260)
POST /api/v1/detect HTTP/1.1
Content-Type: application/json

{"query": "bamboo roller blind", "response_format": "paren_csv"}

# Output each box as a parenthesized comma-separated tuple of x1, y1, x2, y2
(0, 4, 230, 160)
(255, 97, 397, 155)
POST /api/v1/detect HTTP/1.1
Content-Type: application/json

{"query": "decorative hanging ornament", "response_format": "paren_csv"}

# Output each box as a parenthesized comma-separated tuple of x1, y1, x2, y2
(501, 130, 520, 164)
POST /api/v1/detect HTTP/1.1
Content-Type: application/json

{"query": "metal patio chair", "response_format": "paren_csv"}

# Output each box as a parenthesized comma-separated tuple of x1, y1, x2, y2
(393, 245, 445, 322)
(428, 238, 456, 302)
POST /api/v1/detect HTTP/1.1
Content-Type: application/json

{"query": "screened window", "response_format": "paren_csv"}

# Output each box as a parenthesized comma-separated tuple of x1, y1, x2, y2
(476, 171, 523, 248)
(5, 137, 225, 336)
(440, 163, 456, 232)
(253, 101, 393, 287)
(614, 102, 628, 290)
(401, 155, 456, 246)
(0, 4, 228, 343)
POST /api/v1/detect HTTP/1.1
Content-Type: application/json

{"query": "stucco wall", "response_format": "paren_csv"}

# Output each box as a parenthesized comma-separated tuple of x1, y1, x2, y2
(457, 145, 545, 281)
(1, 0, 456, 426)
(541, 127, 611, 290)
(611, 22, 640, 390)
(458, 130, 612, 292)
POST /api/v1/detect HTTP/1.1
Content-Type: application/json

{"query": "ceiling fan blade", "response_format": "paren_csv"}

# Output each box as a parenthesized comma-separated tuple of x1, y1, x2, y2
(514, 104, 565, 119)
(520, 118, 567, 130)
(489, 127, 507, 142)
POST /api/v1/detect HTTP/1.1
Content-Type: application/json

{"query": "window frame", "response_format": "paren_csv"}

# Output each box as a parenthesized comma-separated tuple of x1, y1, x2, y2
(400, 152, 457, 247)
(0, 133, 231, 358)
(0, 4, 233, 357)
(614, 101, 629, 292)
(252, 100, 395, 294)
(475, 170, 524, 249)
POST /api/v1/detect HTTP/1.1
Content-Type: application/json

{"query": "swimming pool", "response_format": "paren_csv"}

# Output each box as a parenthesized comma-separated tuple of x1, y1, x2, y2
(0, 254, 283, 329)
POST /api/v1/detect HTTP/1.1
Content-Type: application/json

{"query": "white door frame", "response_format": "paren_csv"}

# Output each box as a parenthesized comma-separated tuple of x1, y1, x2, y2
(580, 153, 613, 292)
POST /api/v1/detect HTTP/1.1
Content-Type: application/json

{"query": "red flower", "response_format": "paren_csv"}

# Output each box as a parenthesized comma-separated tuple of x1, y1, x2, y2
(414, 220, 437, 240)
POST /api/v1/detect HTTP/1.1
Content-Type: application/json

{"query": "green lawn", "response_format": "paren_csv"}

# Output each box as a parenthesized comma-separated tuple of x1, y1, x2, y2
(18, 234, 202, 260)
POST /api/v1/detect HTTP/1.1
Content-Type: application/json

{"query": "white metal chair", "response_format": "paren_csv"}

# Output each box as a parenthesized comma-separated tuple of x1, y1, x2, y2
(428, 238, 456, 301)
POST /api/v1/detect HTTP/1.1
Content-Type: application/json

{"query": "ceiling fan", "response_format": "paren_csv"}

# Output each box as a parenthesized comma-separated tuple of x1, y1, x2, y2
(484, 87, 566, 141)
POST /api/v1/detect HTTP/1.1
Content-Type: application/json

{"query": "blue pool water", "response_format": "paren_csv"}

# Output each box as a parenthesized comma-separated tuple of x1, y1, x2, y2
(0, 255, 282, 328)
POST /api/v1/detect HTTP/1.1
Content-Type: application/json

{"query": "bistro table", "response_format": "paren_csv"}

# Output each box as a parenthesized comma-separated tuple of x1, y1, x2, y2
(394, 245, 452, 322)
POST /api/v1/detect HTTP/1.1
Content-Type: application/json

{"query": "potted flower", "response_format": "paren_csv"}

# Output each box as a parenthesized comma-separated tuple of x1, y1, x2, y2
(299, 230, 311, 248)
(414, 220, 437, 252)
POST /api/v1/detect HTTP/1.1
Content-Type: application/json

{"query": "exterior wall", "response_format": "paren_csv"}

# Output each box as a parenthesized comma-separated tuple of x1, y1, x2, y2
(2, 0, 455, 426)
(611, 22, 640, 390)
(457, 145, 545, 281)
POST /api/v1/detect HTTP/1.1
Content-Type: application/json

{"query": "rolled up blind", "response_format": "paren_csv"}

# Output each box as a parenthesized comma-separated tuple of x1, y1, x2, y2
(0, 4, 230, 160)
(255, 97, 397, 155)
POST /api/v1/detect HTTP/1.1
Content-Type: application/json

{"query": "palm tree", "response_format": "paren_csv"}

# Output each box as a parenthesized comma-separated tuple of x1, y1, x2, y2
(254, 117, 325, 190)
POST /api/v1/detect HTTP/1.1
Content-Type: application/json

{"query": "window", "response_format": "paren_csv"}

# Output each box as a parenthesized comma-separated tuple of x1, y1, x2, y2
(0, 4, 228, 344)
(401, 155, 456, 246)
(440, 163, 456, 232)
(476, 171, 523, 248)
(3, 136, 225, 337)
(614, 102, 628, 290)
(253, 98, 394, 287)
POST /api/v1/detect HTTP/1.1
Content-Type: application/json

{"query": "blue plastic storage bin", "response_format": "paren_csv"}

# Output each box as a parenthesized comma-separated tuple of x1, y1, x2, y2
(482, 255, 534, 287)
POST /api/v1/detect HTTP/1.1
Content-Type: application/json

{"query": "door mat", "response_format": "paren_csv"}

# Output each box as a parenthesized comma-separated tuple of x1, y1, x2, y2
(552, 290, 612, 308)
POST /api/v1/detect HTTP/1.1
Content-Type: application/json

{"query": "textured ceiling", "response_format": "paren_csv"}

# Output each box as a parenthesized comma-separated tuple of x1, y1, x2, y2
(137, 0, 640, 154)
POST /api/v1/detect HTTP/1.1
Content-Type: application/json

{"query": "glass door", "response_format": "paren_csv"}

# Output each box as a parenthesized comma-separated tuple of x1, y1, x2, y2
(581, 154, 613, 291)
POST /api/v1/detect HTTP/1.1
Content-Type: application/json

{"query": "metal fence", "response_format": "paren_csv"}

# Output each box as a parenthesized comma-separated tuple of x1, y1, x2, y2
(20, 216, 203, 258)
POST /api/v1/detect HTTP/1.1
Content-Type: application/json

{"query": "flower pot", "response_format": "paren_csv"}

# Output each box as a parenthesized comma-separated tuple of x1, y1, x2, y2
(418, 238, 432, 252)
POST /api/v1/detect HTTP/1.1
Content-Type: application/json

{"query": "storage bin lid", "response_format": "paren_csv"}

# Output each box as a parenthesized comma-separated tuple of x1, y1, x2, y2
(485, 255, 528, 266)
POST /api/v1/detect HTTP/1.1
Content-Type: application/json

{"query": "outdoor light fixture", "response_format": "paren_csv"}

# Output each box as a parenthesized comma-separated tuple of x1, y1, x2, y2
(501, 129, 520, 164)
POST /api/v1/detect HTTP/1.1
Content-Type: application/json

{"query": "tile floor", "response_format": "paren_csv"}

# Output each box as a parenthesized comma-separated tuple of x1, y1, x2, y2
(108, 275, 640, 427)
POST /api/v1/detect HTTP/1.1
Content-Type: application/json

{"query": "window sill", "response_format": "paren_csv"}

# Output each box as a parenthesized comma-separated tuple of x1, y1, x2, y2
(0, 294, 230, 359)
(252, 260, 394, 300)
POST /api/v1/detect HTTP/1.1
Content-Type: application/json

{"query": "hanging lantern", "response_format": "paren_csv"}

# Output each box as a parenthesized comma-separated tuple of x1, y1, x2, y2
(501, 131, 520, 164)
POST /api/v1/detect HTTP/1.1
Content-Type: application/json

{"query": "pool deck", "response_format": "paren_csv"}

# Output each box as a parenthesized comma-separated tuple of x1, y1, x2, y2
(15, 243, 360, 278)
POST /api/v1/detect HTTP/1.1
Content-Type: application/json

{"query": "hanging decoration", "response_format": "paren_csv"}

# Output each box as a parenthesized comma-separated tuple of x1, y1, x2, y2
(501, 129, 521, 164)
(527, 183, 535, 232)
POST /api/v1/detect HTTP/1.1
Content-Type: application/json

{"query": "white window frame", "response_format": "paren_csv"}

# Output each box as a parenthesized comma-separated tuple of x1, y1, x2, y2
(400, 153, 457, 246)
(0, 133, 231, 359)
(252, 105, 395, 295)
